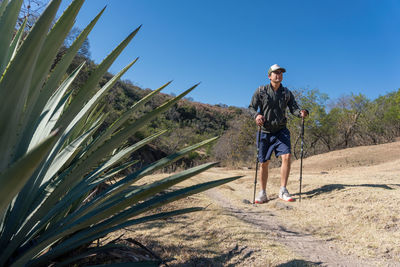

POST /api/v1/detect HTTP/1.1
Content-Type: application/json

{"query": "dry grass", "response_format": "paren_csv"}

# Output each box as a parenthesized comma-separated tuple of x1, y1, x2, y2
(282, 161, 400, 261)
(102, 141, 400, 266)
(105, 183, 303, 266)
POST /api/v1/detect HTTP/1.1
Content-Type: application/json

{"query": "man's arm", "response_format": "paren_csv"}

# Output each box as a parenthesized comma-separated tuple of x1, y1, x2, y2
(248, 89, 260, 119)
(288, 91, 308, 118)
(249, 89, 265, 126)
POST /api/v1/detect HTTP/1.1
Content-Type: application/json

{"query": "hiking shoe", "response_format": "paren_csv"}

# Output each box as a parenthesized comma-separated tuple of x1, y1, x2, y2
(279, 187, 294, 202)
(255, 190, 268, 204)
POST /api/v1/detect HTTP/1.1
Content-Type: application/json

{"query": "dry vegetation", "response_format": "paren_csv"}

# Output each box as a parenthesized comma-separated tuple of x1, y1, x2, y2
(100, 141, 400, 266)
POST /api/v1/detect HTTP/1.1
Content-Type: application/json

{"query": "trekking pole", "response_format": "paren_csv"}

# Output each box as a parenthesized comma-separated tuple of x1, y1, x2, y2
(253, 126, 261, 204)
(299, 117, 305, 202)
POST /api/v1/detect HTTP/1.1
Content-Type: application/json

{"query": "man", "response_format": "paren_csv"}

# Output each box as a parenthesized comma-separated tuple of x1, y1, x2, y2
(249, 64, 308, 203)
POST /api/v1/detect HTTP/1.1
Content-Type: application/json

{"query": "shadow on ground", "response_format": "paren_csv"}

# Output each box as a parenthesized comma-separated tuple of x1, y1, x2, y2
(172, 244, 255, 266)
(130, 213, 261, 266)
(276, 259, 322, 266)
(133, 241, 257, 267)
(293, 183, 400, 199)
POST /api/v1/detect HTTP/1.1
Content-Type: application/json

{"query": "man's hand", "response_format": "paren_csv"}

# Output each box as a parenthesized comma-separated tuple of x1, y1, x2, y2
(300, 109, 309, 118)
(255, 114, 265, 126)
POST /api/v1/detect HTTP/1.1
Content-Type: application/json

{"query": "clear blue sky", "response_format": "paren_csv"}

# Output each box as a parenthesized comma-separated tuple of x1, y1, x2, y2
(59, 0, 400, 108)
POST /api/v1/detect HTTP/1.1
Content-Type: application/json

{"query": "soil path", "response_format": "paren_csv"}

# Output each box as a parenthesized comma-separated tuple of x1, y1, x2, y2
(128, 142, 399, 266)
(205, 189, 376, 267)
(197, 141, 400, 266)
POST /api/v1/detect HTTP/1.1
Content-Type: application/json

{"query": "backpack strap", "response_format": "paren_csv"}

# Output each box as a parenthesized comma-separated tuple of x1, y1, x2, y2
(259, 85, 290, 104)
(258, 85, 265, 95)
(284, 87, 290, 104)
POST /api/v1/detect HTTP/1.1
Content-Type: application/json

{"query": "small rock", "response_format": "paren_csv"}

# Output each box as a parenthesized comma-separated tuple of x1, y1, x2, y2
(242, 199, 252, 204)
(274, 201, 294, 210)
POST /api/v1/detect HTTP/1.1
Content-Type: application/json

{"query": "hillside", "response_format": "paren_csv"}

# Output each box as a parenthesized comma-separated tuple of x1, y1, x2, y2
(65, 54, 400, 171)
(64, 54, 253, 169)
(105, 140, 400, 266)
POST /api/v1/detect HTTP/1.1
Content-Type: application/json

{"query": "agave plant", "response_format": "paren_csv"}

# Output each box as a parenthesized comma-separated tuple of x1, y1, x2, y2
(0, 0, 241, 265)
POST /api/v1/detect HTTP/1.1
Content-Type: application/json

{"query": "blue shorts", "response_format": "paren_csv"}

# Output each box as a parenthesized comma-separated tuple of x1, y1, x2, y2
(257, 128, 291, 163)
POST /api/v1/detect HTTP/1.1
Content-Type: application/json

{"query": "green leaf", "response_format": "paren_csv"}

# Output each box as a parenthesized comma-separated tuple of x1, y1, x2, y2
(14, 0, 85, 160)
(64, 131, 215, 225)
(86, 81, 172, 156)
(98, 160, 139, 181)
(2, 118, 101, 248)
(25, 7, 106, 146)
(98, 176, 242, 233)
(67, 84, 199, 187)
(3, 63, 86, 235)
(67, 161, 216, 224)
(16, 59, 140, 221)
(63, 58, 138, 137)
(0, 0, 9, 19)
(6, 17, 26, 65)
(0, 130, 58, 217)
(103, 83, 199, 152)
(18, 177, 240, 266)
(27, 0, 84, 106)
(42, 117, 101, 185)
(29, 62, 85, 150)
(0, 1, 239, 265)
(87, 129, 167, 180)
(56, 25, 142, 130)
(0, 0, 24, 74)
(8, 130, 165, 252)
(85, 162, 219, 222)
(0, 0, 61, 172)
(34, 208, 202, 266)
(15, 59, 139, 225)
(23, 58, 139, 201)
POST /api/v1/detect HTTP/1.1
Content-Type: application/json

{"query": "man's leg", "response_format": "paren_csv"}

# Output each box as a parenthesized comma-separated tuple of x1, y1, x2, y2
(279, 153, 294, 201)
(280, 153, 291, 187)
(259, 161, 269, 191)
(255, 160, 269, 203)
(255, 131, 271, 203)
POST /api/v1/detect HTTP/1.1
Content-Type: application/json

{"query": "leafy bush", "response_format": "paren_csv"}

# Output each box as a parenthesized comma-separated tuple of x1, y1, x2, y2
(0, 0, 240, 265)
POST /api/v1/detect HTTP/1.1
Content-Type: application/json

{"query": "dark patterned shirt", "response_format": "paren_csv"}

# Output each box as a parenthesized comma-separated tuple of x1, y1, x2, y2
(249, 84, 301, 133)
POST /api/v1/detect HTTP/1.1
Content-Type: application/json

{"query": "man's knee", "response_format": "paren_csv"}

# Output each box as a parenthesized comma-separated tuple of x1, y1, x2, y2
(260, 161, 269, 167)
(281, 153, 291, 162)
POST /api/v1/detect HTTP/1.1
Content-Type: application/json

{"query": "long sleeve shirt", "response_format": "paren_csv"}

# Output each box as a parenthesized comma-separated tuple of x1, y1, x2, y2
(249, 84, 301, 133)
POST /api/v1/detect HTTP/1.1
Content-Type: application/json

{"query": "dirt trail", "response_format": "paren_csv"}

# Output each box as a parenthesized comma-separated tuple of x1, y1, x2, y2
(122, 141, 400, 266)
(197, 141, 400, 266)
(205, 189, 377, 267)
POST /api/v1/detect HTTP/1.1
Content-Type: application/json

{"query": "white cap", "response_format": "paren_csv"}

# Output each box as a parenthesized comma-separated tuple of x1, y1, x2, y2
(268, 64, 286, 75)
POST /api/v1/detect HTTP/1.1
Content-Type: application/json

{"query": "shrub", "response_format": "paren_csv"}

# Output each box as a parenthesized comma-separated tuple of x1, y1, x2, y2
(0, 0, 240, 265)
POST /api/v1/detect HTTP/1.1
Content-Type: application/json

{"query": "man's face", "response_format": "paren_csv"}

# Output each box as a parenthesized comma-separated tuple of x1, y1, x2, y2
(268, 70, 283, 83)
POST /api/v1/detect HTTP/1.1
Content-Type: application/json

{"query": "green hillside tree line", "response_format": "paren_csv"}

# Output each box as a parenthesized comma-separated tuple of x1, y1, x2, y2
(65, 49, 400, 168)
(215, 88, 400, 167)
(57, 30, 400, 170)
(17, 0, 400, 170)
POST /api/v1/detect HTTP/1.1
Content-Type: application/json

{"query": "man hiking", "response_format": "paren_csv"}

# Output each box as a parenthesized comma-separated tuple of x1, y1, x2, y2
(249, 64, 308, 203)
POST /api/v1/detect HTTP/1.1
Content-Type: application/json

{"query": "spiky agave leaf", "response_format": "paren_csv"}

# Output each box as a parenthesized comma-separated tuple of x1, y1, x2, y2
(0, 0, 62, 172)
(0, 1, 240, 266)
(0, 130, 59, 217)
(0, 0, 24, 74)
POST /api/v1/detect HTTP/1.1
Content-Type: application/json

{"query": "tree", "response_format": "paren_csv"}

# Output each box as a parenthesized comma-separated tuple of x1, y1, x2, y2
(18, 0, 49, 28)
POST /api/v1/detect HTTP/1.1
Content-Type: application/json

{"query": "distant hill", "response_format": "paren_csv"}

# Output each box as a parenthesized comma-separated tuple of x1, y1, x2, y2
(64, 53, 400, 172)
(64, 53, 253, 171)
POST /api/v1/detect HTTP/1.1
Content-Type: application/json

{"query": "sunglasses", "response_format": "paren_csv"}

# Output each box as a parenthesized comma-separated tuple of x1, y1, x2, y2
(272, 70, 283, 75)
